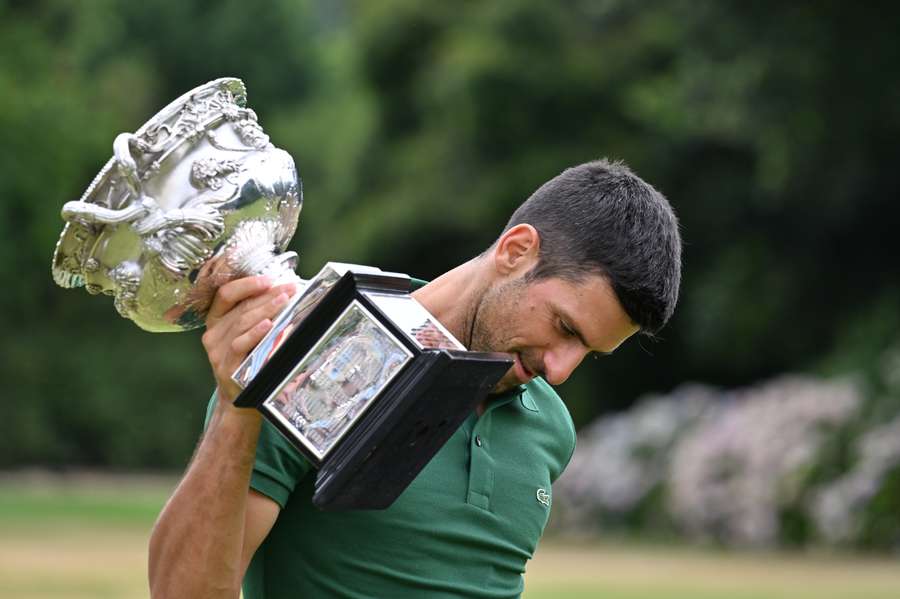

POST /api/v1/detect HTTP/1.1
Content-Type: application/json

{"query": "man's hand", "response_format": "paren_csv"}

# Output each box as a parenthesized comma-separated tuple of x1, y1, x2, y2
(201, 275, 300, 404)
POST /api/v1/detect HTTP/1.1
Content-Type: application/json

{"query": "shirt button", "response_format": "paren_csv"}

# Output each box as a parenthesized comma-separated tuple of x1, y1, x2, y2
(475, 435, 483, 447)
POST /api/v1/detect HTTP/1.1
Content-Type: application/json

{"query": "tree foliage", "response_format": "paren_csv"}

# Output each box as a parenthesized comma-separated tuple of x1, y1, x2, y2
(2, 0, 898, 468)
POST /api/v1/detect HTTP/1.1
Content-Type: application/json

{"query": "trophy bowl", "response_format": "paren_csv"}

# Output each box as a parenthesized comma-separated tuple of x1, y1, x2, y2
(52, 77, 302, 332)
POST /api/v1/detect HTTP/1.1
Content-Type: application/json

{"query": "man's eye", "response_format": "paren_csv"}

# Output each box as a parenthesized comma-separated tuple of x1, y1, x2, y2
(560, 321, 576, 336)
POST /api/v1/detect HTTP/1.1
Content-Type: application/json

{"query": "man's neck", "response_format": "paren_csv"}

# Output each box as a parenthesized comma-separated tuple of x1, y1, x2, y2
(411, 257, 487, 349)
(412, 258, 516, 414)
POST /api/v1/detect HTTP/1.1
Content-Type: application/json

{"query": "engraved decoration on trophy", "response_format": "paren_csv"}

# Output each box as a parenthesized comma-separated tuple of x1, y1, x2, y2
(52, 77, 303, 332)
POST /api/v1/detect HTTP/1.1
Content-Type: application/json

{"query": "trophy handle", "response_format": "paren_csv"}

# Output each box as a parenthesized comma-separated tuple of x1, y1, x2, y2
(60, 133, 150, 226)
(113, 132, 145, 197)
(60, 198, 147, 226)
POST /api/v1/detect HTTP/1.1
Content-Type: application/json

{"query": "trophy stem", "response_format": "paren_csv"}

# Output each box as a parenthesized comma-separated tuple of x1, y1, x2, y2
(256, 250, 301, 284)
(223, 218, 302, 284)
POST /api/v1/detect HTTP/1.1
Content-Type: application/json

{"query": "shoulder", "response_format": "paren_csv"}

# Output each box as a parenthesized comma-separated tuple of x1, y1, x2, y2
(522, 378, 577, 482)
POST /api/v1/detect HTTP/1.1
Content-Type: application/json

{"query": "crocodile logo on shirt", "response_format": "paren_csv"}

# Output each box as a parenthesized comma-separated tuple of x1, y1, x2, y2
(536, 488, 550, 507)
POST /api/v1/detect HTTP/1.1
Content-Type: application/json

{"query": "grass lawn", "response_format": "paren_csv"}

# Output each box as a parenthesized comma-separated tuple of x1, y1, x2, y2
(523, 541, 900, 599)
(0, 472, 172, 599)
(1, 472, 899, 598)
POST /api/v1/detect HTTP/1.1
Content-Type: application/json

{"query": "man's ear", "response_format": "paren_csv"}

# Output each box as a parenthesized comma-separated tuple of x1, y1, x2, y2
(492, 224, 540, 276)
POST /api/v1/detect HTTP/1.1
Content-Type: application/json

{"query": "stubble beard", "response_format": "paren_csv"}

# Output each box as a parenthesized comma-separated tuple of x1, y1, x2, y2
(467, 277, 519, 353)
(467, 277, 530, 393)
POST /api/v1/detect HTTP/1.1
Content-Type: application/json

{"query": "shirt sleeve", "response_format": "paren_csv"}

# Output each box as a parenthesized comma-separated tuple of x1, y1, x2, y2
(524, 379, 577, 484)
(203, 392, 312, 508)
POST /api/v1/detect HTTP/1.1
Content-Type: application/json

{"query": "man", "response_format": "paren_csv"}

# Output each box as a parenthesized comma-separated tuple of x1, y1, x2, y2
(148, 159, 682, 598)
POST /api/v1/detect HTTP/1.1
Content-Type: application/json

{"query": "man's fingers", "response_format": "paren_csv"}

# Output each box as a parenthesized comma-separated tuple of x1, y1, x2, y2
(207, 275, 273, 323)
(203, 277, 302, 394)
(231, 282, 300, 319)
(232, 319, 274, 356)
(234, 292, 293, 338)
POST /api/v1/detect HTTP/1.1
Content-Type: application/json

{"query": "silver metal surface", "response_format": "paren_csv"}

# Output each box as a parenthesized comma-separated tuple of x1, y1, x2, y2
(263, 299, 413, 460)
(52, 77, 302, 331)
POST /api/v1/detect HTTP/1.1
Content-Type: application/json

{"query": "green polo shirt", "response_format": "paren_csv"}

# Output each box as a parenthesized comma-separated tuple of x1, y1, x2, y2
(236, 376, 574, 599)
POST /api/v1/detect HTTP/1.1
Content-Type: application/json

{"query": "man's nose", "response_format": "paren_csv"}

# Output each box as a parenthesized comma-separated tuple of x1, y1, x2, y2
(542, 343, 588, 386)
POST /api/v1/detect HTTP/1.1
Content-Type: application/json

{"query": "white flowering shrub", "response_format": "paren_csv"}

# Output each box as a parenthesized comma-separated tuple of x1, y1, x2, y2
(552, 374, 900, 549)
(808, 341, 900, 549)
(812, 414, 900, 547)
(666, 376, 860, 546)
(554, 384, 717, 534)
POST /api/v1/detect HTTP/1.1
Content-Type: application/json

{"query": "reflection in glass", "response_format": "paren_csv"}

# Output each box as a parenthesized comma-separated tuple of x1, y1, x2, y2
(363, 292, 465, 351)
(264, 301, 412, 459)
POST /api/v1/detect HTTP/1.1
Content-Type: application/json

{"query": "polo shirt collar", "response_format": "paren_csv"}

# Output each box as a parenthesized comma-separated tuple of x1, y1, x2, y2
(487, 382, 542, 413)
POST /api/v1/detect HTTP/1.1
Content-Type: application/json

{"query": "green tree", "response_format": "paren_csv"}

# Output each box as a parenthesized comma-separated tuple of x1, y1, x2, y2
(3, 0, 899, 467)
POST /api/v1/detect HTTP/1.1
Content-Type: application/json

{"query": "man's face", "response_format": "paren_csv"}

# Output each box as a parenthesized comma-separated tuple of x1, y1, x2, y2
(470, 272, 639, 393)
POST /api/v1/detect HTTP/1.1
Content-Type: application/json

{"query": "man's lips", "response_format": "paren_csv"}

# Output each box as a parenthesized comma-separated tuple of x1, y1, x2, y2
(513, 353, 535, 382)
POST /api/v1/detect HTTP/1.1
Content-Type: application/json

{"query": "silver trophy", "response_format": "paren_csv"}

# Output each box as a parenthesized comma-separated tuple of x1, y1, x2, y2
(52, 78, 512, 509)
(52, 77, 302, 332)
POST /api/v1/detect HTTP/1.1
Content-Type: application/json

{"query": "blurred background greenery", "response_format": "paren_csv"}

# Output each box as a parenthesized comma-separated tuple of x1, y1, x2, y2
(2, 0, 899, 591)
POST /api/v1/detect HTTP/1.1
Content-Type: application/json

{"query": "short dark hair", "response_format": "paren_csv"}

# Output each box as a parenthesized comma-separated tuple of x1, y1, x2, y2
(503, 159, 682, 336)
